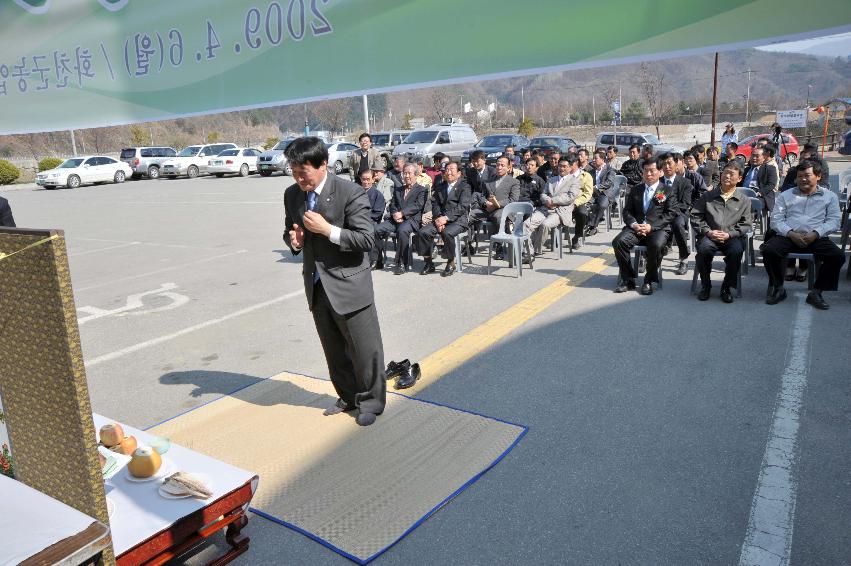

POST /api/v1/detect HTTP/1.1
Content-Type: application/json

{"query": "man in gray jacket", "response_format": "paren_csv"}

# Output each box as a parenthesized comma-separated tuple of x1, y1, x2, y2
(524, 154, 581, 254)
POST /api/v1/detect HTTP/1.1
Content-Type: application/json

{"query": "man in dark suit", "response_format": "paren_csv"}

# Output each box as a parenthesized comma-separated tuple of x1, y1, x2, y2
(586, 149, 617, 234)
(282, 137, 385, 426)
(387, 155, 407, 189)
(659, 152, 693, 275)
(464, 150, 495, 195)
(358, 169, 386, 270)
(536, 149, 560, 182)
(741, 147, 778, 212)
(613, 158, 678, 295)
(0, 196, 15, 227)
(375, 163, 427, 275)
(416, 162, 471, 277)
(470, 156, 520, 260)
(517, 157, 547, 206)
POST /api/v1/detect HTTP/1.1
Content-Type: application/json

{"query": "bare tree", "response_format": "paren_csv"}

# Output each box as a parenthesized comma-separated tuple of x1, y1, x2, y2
(638, 63, 666, 138)
(426, 87, 454, 123)
(312, 98, 351, 136)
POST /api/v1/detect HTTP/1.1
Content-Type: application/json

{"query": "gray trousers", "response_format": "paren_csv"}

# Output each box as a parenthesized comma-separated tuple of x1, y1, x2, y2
(311, 281, 386, 415)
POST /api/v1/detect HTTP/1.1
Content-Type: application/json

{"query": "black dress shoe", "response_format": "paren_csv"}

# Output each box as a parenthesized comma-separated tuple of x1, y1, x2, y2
(615, 279, 636, 293)
(795, 269, 808, 283)
(571, 238, 583, 250)
(785, 268, 796, 281)
(640, 283, 653, 295)
(393, 263, 405, 275)
(698, 285, 711, 301)
(385, 359, 410, 380)
(766, 286, 787, 305)
(420, 261, 436, 275)
(323, 398, 355, 416)
(356, 411, 377, 426)
(675, 260, 689, 275)
(720, 287, 734, 303)
(395, 363, 421, 390)
(442, 262, 456, 277)
(805, 289, 829, 310)
(586, 227, 598, 236)
(766, 285, 775, 300)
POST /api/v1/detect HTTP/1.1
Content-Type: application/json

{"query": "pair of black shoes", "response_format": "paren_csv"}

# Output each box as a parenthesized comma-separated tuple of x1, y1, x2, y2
(420, 261, 436, 275)
(393, 262, 409, 275)
(385, 359, 421, 389)
(765, 285, 788, 305)
(371, 259, 383, 271)
(698, 285, 734, 303)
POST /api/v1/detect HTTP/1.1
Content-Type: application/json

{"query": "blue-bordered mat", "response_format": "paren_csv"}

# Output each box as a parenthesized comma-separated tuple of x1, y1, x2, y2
(148, 371, 527, 564)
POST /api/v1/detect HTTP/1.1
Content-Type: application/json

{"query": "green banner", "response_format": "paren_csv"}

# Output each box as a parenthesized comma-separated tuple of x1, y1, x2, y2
(1, 0, 849, 134)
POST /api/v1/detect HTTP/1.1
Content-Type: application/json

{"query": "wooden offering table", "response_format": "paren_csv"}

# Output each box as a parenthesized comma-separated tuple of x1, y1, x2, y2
(93, 414, 258, 566)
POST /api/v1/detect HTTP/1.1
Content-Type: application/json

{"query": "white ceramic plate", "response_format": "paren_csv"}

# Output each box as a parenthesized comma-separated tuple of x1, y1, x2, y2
(124, 457, 175, 483)
(157, 473, 213, 499)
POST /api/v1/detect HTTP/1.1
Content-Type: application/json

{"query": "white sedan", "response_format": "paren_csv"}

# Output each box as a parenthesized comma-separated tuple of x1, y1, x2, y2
(325, 142, 358, 174)
(207, 148, 262, 177)
(36, 156, 132, 189)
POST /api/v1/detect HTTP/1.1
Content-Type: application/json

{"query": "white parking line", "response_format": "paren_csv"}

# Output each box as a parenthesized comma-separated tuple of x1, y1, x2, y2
(84, 290, 303, 368)
(75, 250, 248, 292)
(70, 241, 141, 257)
(739, 293, 813, 566)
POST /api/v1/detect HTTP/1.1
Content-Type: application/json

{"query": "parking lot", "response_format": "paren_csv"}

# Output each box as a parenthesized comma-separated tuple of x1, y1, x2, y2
(3, 168, 850, 565)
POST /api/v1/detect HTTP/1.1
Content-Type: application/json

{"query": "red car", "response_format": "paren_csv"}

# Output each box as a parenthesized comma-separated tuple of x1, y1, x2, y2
(735, 133, 799, 163)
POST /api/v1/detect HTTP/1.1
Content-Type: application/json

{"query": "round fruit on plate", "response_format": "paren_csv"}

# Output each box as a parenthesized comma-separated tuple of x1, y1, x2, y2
(127, 446, 163, 478)
(99, 423, 125, 448)
(109, 435, 138, 455)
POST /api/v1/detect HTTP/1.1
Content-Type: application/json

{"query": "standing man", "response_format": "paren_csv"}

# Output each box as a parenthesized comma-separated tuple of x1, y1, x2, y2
(761, 160, 845, 309)
(349, 133, 380, 184)
(0, 196, 15, 227)
(612, 158, 677, 295)
(691, 161, 752, 303)
(282, 137, 385, 426)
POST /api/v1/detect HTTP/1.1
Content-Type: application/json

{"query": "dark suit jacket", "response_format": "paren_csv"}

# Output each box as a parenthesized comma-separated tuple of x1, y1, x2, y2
(662, 175, 692, 214)
(484, 175, 520, 208)
(388, 184, 428, 225)
(0, 197, 14, 227)
(742, 163, 778, 209)
(517, 173, 547, 206)
(283, 174, 375, 314)
(464, 165, 496, 194)
(591, 164, 616, 197)
(366, 187, 385, 223)
(388, 169, 404, 189)
(431, 179, 471, 228)
(622, 182, 678, 232)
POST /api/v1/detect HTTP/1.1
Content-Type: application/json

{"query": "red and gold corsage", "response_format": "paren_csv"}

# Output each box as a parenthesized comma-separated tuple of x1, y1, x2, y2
(654, 191, 667, 204)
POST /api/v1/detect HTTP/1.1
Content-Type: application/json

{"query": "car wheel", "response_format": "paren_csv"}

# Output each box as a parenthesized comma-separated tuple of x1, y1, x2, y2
(187, 165, 199, 178)
(67, 175, 80, 189)
(114, 170, 126, 183)
(284, 164, 292, 176)
(215, 173, 225, 178)
(333, 160, 343, 174)
(259, 170, 272, 177)
(147, 165, 160, 179)
(239, 163, 249, 177)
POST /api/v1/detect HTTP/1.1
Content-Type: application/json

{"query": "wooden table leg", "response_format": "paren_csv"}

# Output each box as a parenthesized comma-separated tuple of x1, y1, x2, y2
(205, 513, 250, 566)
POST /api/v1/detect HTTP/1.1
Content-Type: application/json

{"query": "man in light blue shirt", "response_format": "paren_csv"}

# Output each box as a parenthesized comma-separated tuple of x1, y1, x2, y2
(761, 160, 845, 310)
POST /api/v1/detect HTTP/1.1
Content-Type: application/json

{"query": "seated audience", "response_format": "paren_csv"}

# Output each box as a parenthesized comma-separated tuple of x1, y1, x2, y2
(517, 157, 547, 206)
(416, 162, 471, 277)
(586, 149, 617, 235)
(658, 152, 693, 275)
(470, 155, 520, 261)
(375, 163, 428, 275)
(359, 169, 386, 270)
(620, 143, 644, 188)
(523, 154, 581, 255)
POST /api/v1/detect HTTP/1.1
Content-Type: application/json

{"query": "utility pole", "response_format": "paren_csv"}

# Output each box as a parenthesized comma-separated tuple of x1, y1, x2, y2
(521, 84, 525, 121)
(69, 130, 77, 156)
(592, 94, 596, 126)
(745, 68, 751, 122)
(805, 84, 812, 139)
(710, 52, 719, 147)
(362, 94, 369, 133)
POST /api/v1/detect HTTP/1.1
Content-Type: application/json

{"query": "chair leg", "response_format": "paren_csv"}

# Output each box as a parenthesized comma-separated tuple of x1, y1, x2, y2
(690, 263, 699, 294)
(807, 258, 815, 290)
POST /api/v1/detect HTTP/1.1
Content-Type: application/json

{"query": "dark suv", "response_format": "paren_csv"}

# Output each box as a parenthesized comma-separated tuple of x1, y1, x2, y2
(527, 136, 578, 157)
(461, 134, 530, 165)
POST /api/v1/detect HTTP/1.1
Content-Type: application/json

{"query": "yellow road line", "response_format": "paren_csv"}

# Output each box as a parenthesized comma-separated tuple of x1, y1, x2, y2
(405, 249, 616, 394)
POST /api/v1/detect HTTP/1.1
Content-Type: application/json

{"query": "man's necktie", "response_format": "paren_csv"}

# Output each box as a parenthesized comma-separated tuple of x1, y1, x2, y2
(665, 178, 673, 188)
(644, 185, 653, 213)
(307, 191, 319, 283)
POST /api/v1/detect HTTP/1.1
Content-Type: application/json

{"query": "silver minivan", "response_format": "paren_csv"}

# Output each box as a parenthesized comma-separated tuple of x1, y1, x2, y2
(392, 123, 478, 161)
(119, 146, 177, 179)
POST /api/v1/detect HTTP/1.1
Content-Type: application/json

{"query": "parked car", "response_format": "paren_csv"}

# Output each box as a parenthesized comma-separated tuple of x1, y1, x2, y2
(595, 132, 685, 156)
(461, 134, 530, 165)
(392, 122, 478, 161)
(160, 143, 237, 178)
(840, 129, 851, 155)
(257, 138, 297, 176)
(207, 148, 262, 177)
(326, 142, 358, 174)
(527, 136, 578, 157)
(735, 133, 799, 163)
(119, 146, 177, 179)
(36, 156, 132, 189)
(369, 130, 411, 166)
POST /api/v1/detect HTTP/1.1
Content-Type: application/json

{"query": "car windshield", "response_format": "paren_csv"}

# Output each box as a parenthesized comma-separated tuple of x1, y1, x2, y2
(644, 134, 661, 145)
(219, 150, 238, 156)
(371, 134, 389, 145)
(530, 137, 561, 146)
(272, 140, 291, 150)
(477, 135, 513, 147)
(403, 131, 438, 144)
(59, 158, 85, 168)
(177, 146, 201, 157)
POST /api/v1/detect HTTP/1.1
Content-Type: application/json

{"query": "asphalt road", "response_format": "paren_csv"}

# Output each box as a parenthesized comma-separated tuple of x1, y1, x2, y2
(2, 165, 849, 565)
